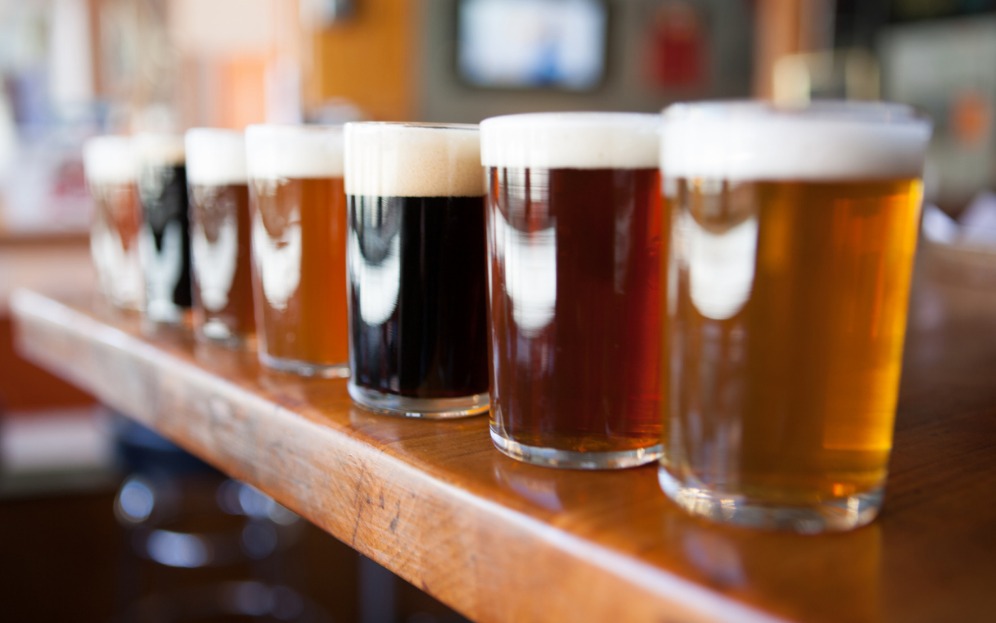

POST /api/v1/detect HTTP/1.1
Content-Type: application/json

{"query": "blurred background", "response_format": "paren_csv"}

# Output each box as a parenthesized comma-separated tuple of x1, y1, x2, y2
(1, 1, 994, 622)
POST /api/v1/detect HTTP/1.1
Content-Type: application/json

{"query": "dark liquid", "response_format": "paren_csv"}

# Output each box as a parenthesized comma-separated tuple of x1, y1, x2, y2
(189, 183, 256, 341)
(348, 195, 489, 398)
(139, 163, 192, 313)
(488, 167, 662, 453)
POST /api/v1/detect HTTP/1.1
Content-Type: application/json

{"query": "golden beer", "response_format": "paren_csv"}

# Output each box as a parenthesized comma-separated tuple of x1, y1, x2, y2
(658, 102, 931, 532)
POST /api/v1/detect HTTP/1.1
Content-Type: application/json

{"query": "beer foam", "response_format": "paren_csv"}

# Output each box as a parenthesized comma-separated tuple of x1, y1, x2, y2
(245, 124, 344, 179)
(134, 132, 186, 166)
(480, 112, 660, 169)
(83, 135, 136, 184)
(185, 128, 247, 185)
(661, 101, 932, 181)
(344, 123, 483, 197)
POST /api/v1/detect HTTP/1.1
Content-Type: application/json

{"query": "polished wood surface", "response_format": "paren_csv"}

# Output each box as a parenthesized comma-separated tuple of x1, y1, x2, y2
(11, 262, 996, 623)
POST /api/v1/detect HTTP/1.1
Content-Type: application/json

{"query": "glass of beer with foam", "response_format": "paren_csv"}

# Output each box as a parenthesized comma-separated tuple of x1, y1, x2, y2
(83, 135, 144, 311)
(245, 125, 350, 377)
(135, 133, 192, 324)
(344, 122, 489, 418)
(657, 101, 931, 532)
(480, 112, 663, 468)
(185, 129, 256, 347)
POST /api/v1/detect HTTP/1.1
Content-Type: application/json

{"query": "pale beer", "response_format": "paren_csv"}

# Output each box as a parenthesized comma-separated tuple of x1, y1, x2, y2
(657, 102, 931, 531)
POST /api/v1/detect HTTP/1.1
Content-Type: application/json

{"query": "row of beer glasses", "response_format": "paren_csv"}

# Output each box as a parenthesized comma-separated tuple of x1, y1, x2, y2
(83, 102, 932, 533)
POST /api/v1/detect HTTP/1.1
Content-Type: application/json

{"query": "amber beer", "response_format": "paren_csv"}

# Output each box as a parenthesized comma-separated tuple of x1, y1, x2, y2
(185, 129, 255, 346)
(658, 102, 932, 532)
(83, 136, 143, 310)
(480, 113, 662, 468)
(246, 125, 348, 376)
(345, 123, 489, 418)
(136, 133, 192, 323)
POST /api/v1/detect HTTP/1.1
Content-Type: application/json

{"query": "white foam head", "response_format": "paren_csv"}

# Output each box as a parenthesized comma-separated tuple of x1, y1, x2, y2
(245, 124, 344, 180)
(185, 128, 247, 185)
(661, 101, 932, 181)
(83, 135, 136, 185)
(480, 112, 660, 169)
(134, 132, 186, 167)
(344, 123, 483, 197)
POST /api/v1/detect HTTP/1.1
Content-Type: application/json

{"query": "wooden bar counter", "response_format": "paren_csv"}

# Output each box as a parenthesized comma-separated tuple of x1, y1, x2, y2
(10, 257, 996, 623)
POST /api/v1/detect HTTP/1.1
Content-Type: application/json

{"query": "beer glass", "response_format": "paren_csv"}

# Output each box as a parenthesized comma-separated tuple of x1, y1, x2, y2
(245, 125, 349, 377)
(657, 101, 931, 532)
(136, 133, 192, 324)
(344, 122, 489, 418)
(83, 135, 144, 311)
(185, 129, 256, 346)
(481, 113, 662, 468)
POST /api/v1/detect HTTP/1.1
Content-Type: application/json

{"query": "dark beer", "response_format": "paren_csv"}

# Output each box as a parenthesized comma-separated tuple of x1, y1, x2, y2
(136, 134, 191, 323)
(186, 129, 255, 345)
(246, 125, 349, 376)
(83, 136, 143, 310)
(348, 195, 489, 397)
(345, 122, 488, 418)
(657, 101, 931, 531)
(481, 112, 662, 468)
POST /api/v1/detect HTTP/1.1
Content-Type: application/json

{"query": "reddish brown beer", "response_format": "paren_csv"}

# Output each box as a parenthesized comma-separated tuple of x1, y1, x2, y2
(186, 129, 256, 345)
(481, 112, 662, 468)
(83, 135, 144, 310)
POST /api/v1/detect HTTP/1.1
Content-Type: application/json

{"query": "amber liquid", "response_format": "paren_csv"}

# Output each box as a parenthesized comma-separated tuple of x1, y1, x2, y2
(250, 177, 349, 367)
(189, 183, 256, 343)
(90, 181, 143, 309)
(662, 178, 922, 504)
(488, 167, 662, 453)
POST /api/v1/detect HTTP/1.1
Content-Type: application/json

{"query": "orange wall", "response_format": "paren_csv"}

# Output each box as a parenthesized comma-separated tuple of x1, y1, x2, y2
(305, 0, 418, 121)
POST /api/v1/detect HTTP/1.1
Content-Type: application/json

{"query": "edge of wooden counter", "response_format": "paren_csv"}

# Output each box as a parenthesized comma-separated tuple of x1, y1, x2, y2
(10, 289, 783, 623)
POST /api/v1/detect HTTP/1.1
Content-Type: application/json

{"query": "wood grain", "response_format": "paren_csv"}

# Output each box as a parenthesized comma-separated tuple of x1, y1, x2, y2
(10, 262, 996, 623)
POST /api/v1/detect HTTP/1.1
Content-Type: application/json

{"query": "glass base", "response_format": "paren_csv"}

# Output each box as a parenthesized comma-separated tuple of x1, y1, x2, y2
(490, 428, 662, 470)
(196, 320, 252, 349)
(657, 466, 883, 533)
(260, 352, 350, 379)
(348, 382, 488, 419)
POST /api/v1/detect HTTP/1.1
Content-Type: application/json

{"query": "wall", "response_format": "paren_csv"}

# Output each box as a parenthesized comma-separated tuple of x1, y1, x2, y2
(304, 0, 418, 121)
(416, 0, 753, 123)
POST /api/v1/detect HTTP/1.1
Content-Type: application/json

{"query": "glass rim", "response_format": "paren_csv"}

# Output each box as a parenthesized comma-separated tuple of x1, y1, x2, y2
(662, 99, 931, 128)
(345, 121, 479, 133)
(481, 111, 659, 130)
(245, 123, 345, 138)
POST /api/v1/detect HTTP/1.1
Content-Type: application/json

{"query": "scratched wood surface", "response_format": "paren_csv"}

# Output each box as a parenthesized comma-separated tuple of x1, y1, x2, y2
(10, 260, 996, 623)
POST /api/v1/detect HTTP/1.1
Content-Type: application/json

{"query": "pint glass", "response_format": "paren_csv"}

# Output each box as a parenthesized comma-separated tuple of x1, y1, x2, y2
(245, 125, 349, 377)
(136, 133, 192, 324)
(344, 123, 489, 418)
(657, 102, 931, 532)
(185, 129, 256, 346)
(83, 135, 143, 311)
(481, 113, 662, 468)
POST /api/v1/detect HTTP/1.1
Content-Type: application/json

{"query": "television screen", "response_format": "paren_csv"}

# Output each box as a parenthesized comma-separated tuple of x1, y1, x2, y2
(457, 0, 608, 91)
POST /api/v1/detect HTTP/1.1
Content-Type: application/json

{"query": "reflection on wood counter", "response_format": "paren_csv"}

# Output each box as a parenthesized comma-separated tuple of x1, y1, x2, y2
(10, 269, 996, 623)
